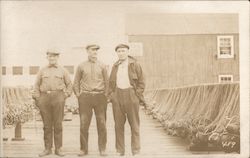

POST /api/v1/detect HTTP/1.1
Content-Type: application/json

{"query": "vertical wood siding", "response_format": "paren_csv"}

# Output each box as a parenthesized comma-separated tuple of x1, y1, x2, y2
(129, 34, 239, 89)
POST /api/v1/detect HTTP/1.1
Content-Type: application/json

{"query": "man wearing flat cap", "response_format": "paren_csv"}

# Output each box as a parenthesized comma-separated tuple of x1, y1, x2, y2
(33, 49, 73, 157)
(73, 44, 109, 156)
(109, 44, 145, 156)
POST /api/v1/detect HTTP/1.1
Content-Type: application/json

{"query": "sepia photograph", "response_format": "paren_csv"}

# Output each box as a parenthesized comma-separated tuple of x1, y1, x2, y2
(0, 1, 249, 158)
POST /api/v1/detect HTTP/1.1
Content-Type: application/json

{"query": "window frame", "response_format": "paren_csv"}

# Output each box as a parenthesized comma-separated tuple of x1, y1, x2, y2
(217, 35, 234, 59)
(29, 66, 40, 75)
(2, 66, 6, 75)
(12, 66, 23, 75)
(218, 74, 233, 83)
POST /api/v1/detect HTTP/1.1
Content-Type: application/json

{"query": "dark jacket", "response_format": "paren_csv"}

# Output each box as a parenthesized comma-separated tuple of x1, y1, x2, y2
(109, 56, 145, 105)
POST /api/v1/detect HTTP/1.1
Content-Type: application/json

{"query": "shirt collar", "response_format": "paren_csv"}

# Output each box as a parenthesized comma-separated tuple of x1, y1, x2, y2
(88, 56, 97, 63)
(114, 56, 135, 66)
(48, 64, 58, 68)
(119, 58, 128, 66)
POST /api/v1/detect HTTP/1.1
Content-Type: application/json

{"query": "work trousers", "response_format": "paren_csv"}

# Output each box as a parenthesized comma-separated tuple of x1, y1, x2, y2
(112, 88, 140, 154)
(37, 91, 65, 150)
(78, 92, 107, 152)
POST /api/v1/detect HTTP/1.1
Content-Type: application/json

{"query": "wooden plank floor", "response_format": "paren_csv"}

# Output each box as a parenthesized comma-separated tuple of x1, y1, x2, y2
(2, 105, 225, 157)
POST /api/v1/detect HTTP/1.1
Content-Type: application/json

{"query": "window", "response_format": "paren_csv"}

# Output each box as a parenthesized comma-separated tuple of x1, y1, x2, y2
(29, 66, 40, 75)
(2, 66, 6, 75)
(217, 36, 234, 58)
(218, 75, 233, 83)
(129, 42, 143, 56)
(64, 65, 74, 74)
(13, 66, 23, 75)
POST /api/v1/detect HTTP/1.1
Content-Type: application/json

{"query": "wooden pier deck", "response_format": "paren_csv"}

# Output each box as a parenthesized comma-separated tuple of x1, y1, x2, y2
(2, 105, 224, 157)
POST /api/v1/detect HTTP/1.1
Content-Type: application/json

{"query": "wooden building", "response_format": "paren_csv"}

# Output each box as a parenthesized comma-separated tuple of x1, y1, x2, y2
(1, 3, 239, 89)
(126, 14, 239, 89)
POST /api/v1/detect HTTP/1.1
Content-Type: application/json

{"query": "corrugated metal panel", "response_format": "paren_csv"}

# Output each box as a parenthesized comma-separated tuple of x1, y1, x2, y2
(126, 14, 238, 35)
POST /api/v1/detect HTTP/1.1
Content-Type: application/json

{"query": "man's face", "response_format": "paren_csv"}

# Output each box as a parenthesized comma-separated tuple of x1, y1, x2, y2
(47, 54, 59, 65)
(116, 48, 129, 61)
(87, 48, 98, 59)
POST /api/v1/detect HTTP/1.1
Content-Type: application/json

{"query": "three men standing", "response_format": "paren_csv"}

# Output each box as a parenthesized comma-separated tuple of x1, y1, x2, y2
(73, 44, 109, 156)
(33, 44, 145, 157)
(33, 50, 73, 157)
(109, 44, 145, 156)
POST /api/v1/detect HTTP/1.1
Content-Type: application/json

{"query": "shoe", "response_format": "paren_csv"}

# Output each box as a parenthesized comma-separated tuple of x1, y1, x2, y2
(55, 148, 65, 157)
(116, 152, 125, 156)
(78, 150, 88, 156)
(100, 150, 108, 156)
(132, 150, 140, 156)
(38, 149, 52, 157)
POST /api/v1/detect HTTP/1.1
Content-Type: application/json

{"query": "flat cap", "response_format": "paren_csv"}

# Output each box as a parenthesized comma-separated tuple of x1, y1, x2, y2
(46, 48, 60, 55)
(115, 44, 130, 51)
(85, 44, 100, 50)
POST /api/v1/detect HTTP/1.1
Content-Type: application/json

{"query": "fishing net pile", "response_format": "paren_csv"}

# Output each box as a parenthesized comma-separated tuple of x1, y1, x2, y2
(2, 87, 36, 128)
(144, 83, 240, 153)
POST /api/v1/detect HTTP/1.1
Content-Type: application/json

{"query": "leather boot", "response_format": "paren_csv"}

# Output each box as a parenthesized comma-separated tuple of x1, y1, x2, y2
(38, 149, 52, 157)
(100, 150, 108, 156)
(55, 148, 65, 157)
(78, 150, 88, 156)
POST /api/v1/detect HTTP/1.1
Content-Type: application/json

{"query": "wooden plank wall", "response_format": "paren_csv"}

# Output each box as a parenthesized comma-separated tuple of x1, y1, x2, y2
(129, 34, 239, 89)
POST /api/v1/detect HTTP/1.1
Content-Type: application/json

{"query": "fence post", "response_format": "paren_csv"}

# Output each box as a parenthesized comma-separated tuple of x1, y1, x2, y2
(11, 121, 25, 141)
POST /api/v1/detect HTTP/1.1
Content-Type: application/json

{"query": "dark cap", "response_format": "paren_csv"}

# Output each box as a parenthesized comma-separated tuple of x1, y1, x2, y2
(85, 44, 100, 50)
(46, 49, 60, 55)
(115, 44, 130, 51)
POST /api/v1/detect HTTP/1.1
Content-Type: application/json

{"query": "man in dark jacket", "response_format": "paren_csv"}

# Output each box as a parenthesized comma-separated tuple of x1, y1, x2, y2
(109, 44, 145, 156)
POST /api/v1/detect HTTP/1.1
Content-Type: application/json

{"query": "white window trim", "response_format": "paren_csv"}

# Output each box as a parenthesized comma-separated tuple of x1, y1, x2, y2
(128, 42, 143, 56)
(217, 35, 234, 59)
(218, 74, 233, 83)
